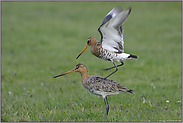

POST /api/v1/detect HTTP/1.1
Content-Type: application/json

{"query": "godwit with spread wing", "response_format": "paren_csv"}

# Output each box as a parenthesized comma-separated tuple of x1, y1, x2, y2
(76, 6, 138, 79)
(54, 63, 134, 118)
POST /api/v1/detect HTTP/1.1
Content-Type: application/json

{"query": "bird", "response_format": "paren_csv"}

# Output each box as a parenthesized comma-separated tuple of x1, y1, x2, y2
(76, 6, 138, 79)
(54, 63, 134, 118)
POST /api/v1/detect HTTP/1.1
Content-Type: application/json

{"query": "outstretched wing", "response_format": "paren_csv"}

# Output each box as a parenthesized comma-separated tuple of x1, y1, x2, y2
(98, 6, 131, 53)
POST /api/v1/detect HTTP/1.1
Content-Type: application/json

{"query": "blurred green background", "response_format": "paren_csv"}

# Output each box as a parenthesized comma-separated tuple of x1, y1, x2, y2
(1, 1, 182, 122)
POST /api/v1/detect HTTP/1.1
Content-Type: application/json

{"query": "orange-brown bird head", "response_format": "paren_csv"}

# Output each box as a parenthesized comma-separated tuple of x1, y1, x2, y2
(53, 63, 88, 78)
(76, 37, 98, 59)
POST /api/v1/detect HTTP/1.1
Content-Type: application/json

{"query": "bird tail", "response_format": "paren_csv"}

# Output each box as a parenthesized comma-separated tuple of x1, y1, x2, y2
(118, 84, 134, 94)
(117, 53, 138, 61)
(128, 54, 138, 59)
(127, 89, 135, 94)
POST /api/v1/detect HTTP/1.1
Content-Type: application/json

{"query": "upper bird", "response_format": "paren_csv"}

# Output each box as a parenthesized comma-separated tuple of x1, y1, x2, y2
(76, 6, 138, 79)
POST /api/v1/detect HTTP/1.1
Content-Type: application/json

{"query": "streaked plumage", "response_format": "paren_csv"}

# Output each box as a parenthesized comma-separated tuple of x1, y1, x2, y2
(76, 6, 138, 79)
(54, 63, 134, 118)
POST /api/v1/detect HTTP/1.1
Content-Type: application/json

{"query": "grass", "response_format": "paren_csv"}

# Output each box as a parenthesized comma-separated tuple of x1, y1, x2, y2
(1, 1, 182, 122)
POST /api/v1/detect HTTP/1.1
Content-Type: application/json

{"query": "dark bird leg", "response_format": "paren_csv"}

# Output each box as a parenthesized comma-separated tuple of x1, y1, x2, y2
(102, 62, 124, 71)
(103, 96, 109, 118)
(104, 60, 119, 79)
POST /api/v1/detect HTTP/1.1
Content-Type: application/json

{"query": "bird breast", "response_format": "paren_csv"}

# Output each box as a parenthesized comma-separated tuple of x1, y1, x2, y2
(90, 43, 118, 61)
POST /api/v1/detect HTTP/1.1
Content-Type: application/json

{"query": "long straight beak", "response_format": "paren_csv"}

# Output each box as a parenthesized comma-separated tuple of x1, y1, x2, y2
(76, 44, 89, 59)
(53, 69, 75, 78)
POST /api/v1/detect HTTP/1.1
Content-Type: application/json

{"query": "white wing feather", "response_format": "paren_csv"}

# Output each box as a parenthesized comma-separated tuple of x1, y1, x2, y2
(99, 7, 131, 53)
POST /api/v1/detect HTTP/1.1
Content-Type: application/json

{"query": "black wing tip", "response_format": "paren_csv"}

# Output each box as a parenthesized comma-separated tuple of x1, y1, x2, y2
(102, 14, 112, 24)
(102, 6, 123, 25)
(128, 7, 132, 14)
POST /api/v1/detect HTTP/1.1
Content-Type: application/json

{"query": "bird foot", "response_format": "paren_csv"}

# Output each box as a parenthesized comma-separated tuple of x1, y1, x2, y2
(103, 111, 108, 119)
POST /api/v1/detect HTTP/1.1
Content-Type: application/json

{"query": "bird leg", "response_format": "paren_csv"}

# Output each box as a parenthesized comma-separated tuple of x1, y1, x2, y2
(104, 60, 119, 79)
(103, 96, 109, 118)
(102, 62, 124, 71)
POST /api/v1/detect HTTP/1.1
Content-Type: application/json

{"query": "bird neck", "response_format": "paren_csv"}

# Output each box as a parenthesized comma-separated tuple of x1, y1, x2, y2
(90, 39, 98, 47)
(79, 70, 90, 83)
(90, 42, 102, 57)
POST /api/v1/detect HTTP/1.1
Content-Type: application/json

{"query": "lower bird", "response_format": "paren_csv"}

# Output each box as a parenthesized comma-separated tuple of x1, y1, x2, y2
(54, 63, 134, 118)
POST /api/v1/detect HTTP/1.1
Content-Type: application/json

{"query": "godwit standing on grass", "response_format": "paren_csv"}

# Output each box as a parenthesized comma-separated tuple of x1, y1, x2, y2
(76, 6, 138, 79)
(54, 63, 134, 118)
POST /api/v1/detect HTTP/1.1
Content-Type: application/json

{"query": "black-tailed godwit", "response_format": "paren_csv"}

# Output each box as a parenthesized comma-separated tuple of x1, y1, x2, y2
(54, 63, 134, 118)
(76, 6, 138, 79)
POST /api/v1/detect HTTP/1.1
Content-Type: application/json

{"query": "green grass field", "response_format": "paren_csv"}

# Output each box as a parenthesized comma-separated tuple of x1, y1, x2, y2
(1, 1, 182, 122)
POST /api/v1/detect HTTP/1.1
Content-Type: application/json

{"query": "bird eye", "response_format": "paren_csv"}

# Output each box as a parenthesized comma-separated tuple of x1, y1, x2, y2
(75, 65, 79, 70)
(87, 39, 91, 44)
